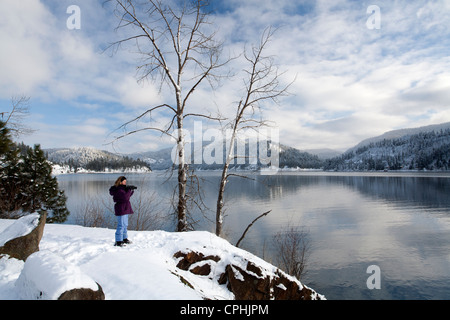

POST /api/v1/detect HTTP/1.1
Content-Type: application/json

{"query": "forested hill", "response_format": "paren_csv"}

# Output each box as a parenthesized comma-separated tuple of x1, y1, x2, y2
(324, 126, 450, 171)
(45, 147, 151, 173)
(129, 142, 325, 170)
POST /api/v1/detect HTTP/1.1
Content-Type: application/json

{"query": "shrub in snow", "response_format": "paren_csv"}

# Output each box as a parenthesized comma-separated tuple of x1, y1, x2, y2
(15, 250, 104, 300)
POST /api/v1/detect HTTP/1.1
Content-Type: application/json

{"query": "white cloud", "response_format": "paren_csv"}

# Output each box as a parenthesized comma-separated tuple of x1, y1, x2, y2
(116, 76, 163, 110)
(3, 0, 450, 153)
(22, 116, 110, 149)
(0, 0, 55, 95)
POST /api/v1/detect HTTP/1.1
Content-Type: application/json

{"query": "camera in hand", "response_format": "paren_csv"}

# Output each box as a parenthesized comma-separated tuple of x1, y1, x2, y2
(126, 185, 137, 190)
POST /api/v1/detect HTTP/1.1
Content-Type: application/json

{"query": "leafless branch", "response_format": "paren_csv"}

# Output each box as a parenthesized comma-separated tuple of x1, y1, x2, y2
(1, 95, 35, 137)
(236, 210, 271, 248)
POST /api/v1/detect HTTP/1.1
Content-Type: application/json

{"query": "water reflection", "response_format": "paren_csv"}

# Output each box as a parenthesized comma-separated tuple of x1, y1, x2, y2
(56, 171, 450, 300)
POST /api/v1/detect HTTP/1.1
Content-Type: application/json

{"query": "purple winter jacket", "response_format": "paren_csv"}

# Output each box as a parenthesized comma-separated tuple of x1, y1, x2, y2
(109, 185, 134, 216)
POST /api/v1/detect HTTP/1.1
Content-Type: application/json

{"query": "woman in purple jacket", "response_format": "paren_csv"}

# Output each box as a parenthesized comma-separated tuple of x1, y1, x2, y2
(109, 176, 135, 247)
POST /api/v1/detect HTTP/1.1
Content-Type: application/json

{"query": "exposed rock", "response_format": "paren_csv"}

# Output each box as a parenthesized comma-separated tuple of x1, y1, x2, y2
(174, 251, 220, 270)
(189, 262, 212, 276)
(173, 250, 322, 300)
(224, 264, 271, 299)
(174, 251, 220, 276)
(271, 270, 315, 300)
(58, 283, 105, 300)
(0, 212, 47, 261)
(223, 263, 317, 300)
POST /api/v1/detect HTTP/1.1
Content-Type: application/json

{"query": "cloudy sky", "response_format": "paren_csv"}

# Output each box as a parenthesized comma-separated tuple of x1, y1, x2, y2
(1, 0, 450, 154)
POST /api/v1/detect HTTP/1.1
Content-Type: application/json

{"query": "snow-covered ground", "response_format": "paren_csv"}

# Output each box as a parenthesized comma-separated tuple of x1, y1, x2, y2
(0, 217, 323, 301)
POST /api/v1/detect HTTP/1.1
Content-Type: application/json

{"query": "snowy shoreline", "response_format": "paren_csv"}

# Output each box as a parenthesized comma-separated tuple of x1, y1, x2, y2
(52, 165, 450, 177)
(0, 218, 324, 301)
(51, 163, 151, 176)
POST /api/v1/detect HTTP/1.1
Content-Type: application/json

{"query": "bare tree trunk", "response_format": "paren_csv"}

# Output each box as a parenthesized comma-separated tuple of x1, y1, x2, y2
(177, 118, 188, 231)
(215, 166, 227, 236)
(216, 125, 237, 236)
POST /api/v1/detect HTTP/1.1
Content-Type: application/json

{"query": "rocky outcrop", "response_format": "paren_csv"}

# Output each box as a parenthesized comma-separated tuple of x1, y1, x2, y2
(220, 262, 317, 300)
(15, 250, 105, 300)
(174, 251, 220, 276)
(57, 284, 105, 300)
(174, 250, 322, 300)
(0, 212, 47, 261)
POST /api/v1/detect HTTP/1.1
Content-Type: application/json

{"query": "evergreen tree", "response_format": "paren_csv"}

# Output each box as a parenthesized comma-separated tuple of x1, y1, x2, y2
(0, 121, 22, 215)
(19, 144, 69, 223)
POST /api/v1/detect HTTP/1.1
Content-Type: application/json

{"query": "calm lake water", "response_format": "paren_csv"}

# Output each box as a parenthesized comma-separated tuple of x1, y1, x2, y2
(56, 171, 450, 300)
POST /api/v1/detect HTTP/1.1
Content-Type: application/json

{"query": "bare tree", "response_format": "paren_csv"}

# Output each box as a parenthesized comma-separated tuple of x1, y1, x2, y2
(129, 177, 165, 231)
(215, 27, 291, 237)
(75, 195, 115, 228)
(107, 0, 229, 231)
(1, 95, 35, 137)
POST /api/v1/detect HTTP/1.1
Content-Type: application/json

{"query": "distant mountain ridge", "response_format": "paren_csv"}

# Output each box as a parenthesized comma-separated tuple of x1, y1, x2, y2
(45, 147, 151, 173)
(325, 122, 450, 171)
(128, 142, 324, 170)
(45, 122, 450, 172)
(348, 122, 450, 153)
(45, 147, 122, 167)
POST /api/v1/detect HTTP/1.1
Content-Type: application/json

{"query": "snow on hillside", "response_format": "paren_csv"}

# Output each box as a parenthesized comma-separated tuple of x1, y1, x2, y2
(325, 124, 450, 171)
(348, 122, 450, 153)
(45, 147, 152, 175)
(0, 219, 324, 301)
(46, 147, 122, 167)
